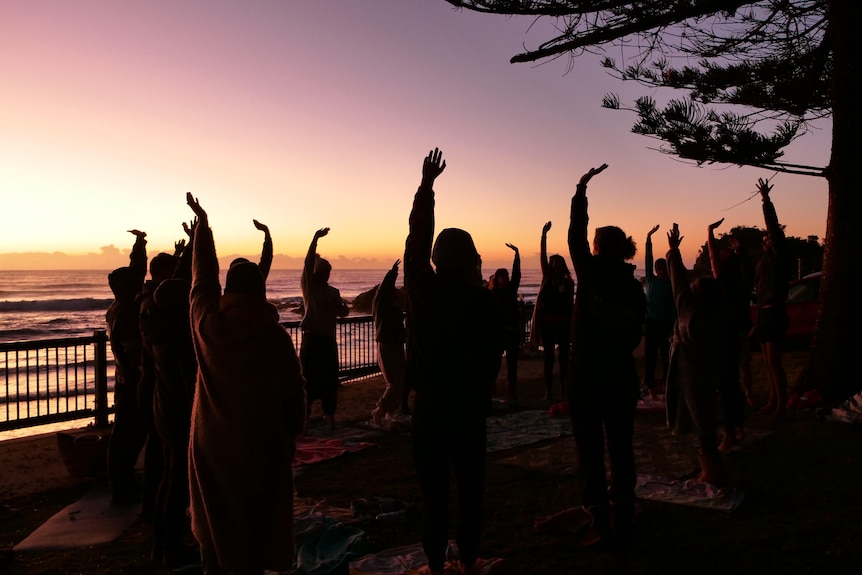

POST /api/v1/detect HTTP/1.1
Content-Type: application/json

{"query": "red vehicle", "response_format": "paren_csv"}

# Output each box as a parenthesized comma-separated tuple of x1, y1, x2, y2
(750, 271, 821, 348)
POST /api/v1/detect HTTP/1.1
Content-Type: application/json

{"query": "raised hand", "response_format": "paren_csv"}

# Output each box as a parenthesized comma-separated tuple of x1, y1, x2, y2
(647, 224, 660, 237)
(253, 219, 270, 234)
(667, 224, 684, 249)
(128, 229, 147, 239)
(421, 148, 446, 186)
(579, 163, 609, 186)
(542, 221, 552, 234)
(391, 259, 401, 271)
(182, 218, 197, 238)
(505, 243, 519, 252)
(756, 177, 773, 199)
(186, 192, 207, 221)
(314, 227, 330, 239)
(708, 218, 725, 232)
(174, 238, 186, 255)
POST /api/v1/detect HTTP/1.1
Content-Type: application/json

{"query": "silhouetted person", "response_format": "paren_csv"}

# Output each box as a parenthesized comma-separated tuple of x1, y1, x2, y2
(568, 164, 646, 548)
(106, 229, 148, 505)
(136, 249, 180, 523)
(404, 148, 504, 574)
(707, 219, 752, 453)
(752, 177, 791, 419)
(228, 219, 273, 285)
(531, 221, 574, 401)
(643, 225, 676, 400)
(300, 227, 350, 428)
(666, 223, 728, 485)
(371, 259, 408, 426)
(149, 221, 199, 569)
(489, 243, 522, 405)
(186, 193, 306, 575)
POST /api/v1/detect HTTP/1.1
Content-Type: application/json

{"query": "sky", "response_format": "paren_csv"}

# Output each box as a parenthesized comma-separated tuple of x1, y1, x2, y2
(0, 0, 831, 272)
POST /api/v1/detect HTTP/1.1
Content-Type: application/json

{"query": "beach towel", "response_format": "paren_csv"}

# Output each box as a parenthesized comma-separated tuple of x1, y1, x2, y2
(485, 409, 572, 453)
(13, 478, 140, 551)
(348, 541, 504, 575)
(294, 435, 375, 467)
(635, 473, 745, 512)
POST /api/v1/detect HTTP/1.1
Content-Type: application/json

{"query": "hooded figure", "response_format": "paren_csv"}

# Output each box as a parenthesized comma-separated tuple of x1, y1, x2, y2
(404, 149, 504, 574)
(186, 194, 306, 575)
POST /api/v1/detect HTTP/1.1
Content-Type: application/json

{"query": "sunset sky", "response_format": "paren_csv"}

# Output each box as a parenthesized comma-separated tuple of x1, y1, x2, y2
(1, 0, 831, 272)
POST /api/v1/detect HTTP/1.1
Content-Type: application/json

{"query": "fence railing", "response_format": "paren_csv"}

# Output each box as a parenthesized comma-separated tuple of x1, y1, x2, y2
(0, 315, 381, 434)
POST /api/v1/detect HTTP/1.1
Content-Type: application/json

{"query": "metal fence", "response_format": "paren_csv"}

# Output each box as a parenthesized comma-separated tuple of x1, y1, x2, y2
(0, 315, 381, 433)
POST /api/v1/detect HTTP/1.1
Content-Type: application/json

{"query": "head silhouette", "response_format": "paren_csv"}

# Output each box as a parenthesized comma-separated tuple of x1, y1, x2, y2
(225, 261, 265, 299)
(593, 226, 637, 260)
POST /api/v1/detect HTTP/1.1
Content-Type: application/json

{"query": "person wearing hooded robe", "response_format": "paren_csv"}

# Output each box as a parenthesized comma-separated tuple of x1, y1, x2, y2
(185, 193, 306, 575)
(404, 148, 504, 575)
(567, 164, 647, 548)
(300, 227, 350, 428)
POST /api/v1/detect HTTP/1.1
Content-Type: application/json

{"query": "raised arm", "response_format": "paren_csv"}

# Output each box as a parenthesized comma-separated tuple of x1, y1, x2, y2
(405, 148, 445, 280)
(758, 178, 786, 256)
(127, 229, 148, 284)
(568, 163, 608, 273)
(186, 193, 220, 319)
(645, 224, 659, 277)
(173, 218, 197, 282)
(253, 219, 273, 281)
(665, 223, 688, 303)
(707, 218, 724, 279)
(539, 222, 552, 275)
(302, 227, 329, 289)
(506, 243, 521, 290)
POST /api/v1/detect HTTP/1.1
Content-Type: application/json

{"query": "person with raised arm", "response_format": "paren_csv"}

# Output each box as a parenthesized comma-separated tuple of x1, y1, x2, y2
(370, 259, 408, 426)
(567, 163, 646, 548)
(642, 224, 676, 401)
(530, 221, 574, 402)
(229, 219, 274, 285)
(404, 148, 504, 575)
(300, 227, 350, 428)
(489, 243, 522, 406)
(106, 229, 148, 506)
(707, 218, 753, 452)
(185, 193, 306, 575)
(751, 177, 791, 419)
(665, 222, 729, 486)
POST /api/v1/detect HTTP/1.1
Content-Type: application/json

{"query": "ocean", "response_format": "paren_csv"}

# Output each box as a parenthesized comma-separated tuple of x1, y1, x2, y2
(0, 268, 546, 440)
(0, 268, 547, 345)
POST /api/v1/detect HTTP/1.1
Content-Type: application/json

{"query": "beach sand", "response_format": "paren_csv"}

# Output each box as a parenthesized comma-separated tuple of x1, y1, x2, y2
(1, 348, 861, 574)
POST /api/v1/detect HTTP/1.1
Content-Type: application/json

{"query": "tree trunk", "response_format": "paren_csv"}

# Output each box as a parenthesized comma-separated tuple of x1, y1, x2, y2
(798, 0, 862, 403)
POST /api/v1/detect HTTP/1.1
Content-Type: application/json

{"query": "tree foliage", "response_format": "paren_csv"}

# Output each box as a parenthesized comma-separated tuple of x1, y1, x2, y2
(446, 1, 829, 175)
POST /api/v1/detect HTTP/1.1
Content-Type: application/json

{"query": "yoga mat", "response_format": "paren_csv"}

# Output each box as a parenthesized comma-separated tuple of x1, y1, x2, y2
(13, 478, 140, 551)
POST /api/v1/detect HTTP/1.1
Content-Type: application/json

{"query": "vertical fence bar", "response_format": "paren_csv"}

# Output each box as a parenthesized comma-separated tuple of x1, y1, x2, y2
(93, 330, 109, 427)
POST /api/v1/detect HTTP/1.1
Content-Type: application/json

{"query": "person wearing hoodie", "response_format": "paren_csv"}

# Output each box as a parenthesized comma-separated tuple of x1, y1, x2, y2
(404, 148, 504, 575)
(567, 164, 646, 548)
(186, 193, 306, 575)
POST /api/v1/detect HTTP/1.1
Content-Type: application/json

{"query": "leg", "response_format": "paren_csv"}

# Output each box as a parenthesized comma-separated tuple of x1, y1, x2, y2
(556, 329, 570, 400)
(412, 409, 450, 572)
(452, 420, 486, 568)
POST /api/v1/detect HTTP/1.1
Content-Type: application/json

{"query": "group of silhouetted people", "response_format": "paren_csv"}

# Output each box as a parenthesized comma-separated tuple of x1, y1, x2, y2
(103, 147, 792, 572)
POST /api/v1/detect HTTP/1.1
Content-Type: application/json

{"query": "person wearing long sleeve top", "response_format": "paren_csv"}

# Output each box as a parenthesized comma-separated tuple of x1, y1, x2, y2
(752, 178, 791, 418)
(665, 223, 729, 485)
(106, 229, 148, 506)
(707, 219, 753, 453)
(404, 148, 504, 574)
(300, 227, 350, 428)
(531, 221, 574, 401)
(567, 164, 646, 548)
(643, 225, 676, 400)
(490, 243, 522, 404)
(371, 259, 408, 425)
(186, 193, 306, 575)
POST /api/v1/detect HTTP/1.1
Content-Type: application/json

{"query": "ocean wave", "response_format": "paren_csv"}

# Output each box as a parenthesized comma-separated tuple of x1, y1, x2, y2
(0, 298, 112, 313)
